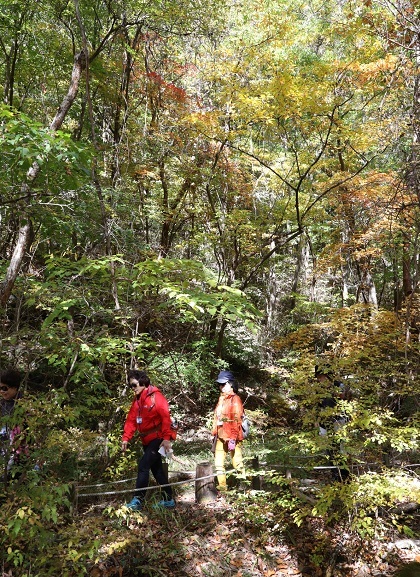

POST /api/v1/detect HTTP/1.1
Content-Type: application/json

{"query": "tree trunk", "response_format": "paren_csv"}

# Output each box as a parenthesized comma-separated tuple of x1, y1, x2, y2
(195, 462, 217, 503)
(406, 40, 420, 205)
(0, 50, 87, 307)
(264, 242, 279, 336)
(0, 221, 33, 306)
(356, 260, 378, 307)
(288, 236, 309, 311)
(402, 241, 413, 298)
(340, 218, 352, 307)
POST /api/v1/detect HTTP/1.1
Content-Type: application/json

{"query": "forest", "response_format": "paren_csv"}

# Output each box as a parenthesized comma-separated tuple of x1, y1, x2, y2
(0, 0, 419, 575)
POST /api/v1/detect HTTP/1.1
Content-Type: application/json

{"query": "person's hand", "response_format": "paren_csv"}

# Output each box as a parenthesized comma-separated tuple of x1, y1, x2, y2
(228, 439, 236, 451)
(160, 439, 172, 455)
(121, 441, 128, 452)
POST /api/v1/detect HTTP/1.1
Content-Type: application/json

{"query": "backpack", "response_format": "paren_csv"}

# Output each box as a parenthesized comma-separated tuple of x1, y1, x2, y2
(241, 414, 250, 439)
(228, 395, 250, 439)
(169, 416, 179, 441)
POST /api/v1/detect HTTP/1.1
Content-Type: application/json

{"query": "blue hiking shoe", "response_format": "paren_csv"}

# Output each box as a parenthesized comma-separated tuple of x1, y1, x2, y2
(153, 498, 176, 509)
(125, 496, 142, 511)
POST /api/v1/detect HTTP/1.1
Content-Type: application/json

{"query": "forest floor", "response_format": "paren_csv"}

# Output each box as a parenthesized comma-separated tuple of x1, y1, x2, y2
(83, 479, 419, 577)
(175, 491, 419, 577)
(80, 430, 419, 577)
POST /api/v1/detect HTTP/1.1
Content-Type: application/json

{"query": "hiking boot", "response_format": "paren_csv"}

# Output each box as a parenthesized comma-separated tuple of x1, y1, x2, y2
(153, 498, 176, 509)
(125, 496, 142, 511)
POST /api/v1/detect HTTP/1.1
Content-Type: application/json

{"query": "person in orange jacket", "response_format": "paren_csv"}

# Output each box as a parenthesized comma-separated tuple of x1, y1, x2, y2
(211, 370, 246, 492)
(122, 370, 175, 510)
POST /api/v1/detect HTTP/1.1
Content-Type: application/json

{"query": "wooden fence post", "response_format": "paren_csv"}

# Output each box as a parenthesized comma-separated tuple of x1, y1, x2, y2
(195, 462, 217, 503)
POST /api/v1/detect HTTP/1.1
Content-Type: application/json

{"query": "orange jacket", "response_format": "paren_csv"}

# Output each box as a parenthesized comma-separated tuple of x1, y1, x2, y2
(212, 392, 244, 441)
(122, 385, 172, 445)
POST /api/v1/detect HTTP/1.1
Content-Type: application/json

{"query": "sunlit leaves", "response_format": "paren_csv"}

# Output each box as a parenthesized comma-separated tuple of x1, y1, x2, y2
(0, 104, 87, 191)
(133, 258, 262, 329)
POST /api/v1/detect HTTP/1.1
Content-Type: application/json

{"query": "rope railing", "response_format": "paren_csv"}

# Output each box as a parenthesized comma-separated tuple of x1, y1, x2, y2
(75, 456, 417, 502)
(80, 460, 346, 489)
(79, 477, 137, 489)
(77, 469, 197, 491)
(77, 470, 224, 499)
(75, 465, 346, 500)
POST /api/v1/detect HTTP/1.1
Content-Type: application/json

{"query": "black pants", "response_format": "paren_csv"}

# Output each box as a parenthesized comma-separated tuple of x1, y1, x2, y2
(135, 437, 173, 503)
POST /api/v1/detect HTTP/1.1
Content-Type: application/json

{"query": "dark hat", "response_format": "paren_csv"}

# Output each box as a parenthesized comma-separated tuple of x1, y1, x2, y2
(216, 370, 234, 384)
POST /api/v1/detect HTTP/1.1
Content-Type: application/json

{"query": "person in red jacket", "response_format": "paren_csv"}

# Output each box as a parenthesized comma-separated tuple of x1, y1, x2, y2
(211, 370, 245, 492)
(121, 370, 175, 510)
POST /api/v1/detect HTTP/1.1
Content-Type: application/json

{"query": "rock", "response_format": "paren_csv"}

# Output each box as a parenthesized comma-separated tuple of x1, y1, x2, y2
(394, 540, 420, 551)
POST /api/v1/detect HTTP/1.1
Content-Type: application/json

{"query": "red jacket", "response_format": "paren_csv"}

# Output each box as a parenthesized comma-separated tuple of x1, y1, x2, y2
(212, 392, 244, 441)
(122, 385, 172, 445)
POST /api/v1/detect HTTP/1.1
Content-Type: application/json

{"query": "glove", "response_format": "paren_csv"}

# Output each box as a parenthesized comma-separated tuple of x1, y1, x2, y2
(228, 439, 236, 451)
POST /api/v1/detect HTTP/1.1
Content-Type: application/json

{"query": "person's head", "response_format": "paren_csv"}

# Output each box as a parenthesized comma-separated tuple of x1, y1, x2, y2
(216, 370, 238, 394)
(0, 369, 22, 401)
(127, 369, 150, 394)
